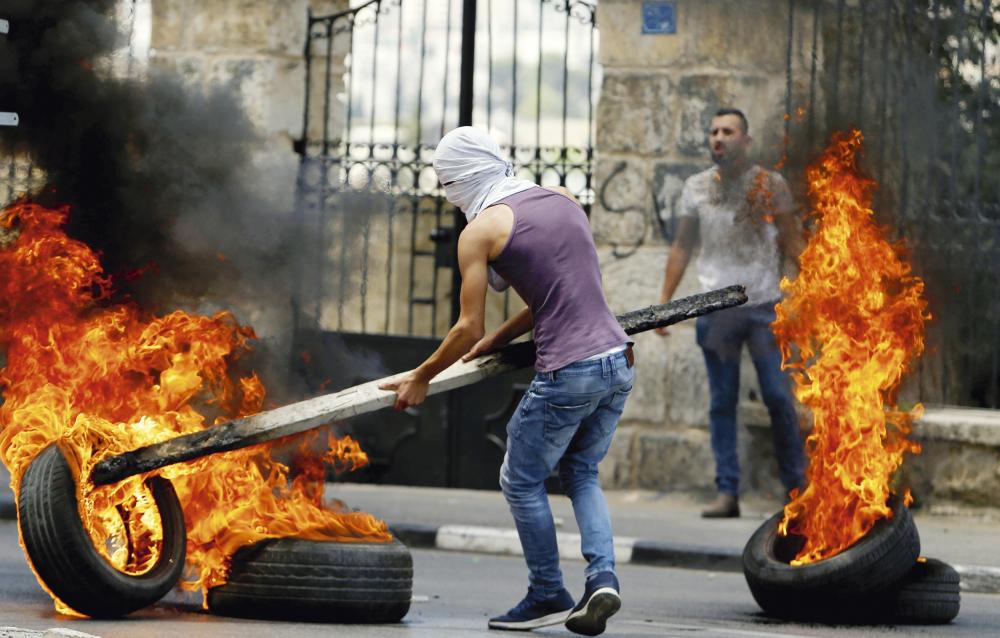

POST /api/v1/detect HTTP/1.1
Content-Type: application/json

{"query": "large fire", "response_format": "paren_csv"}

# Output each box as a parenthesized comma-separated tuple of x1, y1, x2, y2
(774, 130, 927, 565)
(0, 201, 389, 614)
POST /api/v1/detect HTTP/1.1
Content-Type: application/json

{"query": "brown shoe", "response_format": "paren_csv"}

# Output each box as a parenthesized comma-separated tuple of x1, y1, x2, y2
(701, 493, 740, 518)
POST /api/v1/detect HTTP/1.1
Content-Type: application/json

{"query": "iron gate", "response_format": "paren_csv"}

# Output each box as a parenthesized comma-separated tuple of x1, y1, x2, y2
(292, 0, 599, 488)
(776, 0, 999, 408)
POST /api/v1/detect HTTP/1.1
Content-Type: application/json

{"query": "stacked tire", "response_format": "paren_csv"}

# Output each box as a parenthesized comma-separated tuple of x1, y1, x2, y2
(18, 445, 187, 618)
(207, 537, 413, 623)
(18, 445, 414, 623)
(742, 496, 960, 625)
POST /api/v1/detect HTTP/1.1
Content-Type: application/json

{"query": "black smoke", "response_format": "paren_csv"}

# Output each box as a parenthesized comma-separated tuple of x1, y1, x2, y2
(0, 0, 296, 309)
(0, 1, 312, 402)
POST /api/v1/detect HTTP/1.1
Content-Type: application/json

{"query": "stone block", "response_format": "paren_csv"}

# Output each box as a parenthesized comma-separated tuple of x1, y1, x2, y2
(600, 425, 637, 489)
(151, 0, 195, 50)
(590, 156, 651, 248)
(746, 424, 788, 497)
(150, 53, 208, 89)
(744, 404, 1000, 510)
(652, 162, 703, 242)
(596, 72, 674, 156)
(634, 427, 715, 492)
(906, 440, 1000, 509)
(679, 1, 790, 74)
(674, 74, 782, 158)
(662, 328, 710, 427)
(914, 408, 1000, 447)
(598, 0, 793, 73)
(208, 57, 305, 139)
(599, 246, 666, 315)
(598, 246, 705, 426)
(190, 0, 309, 56)
(597, 0, 684, 68)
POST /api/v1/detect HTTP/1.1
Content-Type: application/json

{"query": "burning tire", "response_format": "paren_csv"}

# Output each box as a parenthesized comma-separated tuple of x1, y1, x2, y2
(880, 558, 960, 625)
(17, 444, 187, 617)
(207, 537, 412, 623)
(742, 494, 920, 622)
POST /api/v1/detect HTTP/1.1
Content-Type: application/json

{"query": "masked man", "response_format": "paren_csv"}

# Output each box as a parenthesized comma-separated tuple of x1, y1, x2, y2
(380, 127, 633, 636)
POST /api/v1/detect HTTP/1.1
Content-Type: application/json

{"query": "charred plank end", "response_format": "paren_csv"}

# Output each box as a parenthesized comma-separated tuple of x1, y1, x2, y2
(618, 285, 747, 335)
(90, 286, 746, 487)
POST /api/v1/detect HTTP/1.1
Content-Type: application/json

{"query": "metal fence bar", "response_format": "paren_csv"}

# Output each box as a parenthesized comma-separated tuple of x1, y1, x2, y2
(408, 0, 432, 334)
(876, 0, 891, 179)
(440, 0, 455, 139)
(829, 0, 846, 126)
(586, 3, 596, 206)
(535, 1, 544, 154)
(949, 0, 968, 203)
(511, 0, 519, 146)
(784, 0, 794, 142)
(321, 21, 334, 156)
(386, 5, 406, 334)
(807, 2, 820, 149)
(974, 0, 991, 200)
(855, 0, 869, 124)
(561, 1, 570, 172)
(486, 0, 494, 130)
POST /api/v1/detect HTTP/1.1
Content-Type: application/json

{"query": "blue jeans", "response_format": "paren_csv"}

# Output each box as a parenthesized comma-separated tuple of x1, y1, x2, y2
(500, 348, 634, 599)
(695, 304, 805, 496)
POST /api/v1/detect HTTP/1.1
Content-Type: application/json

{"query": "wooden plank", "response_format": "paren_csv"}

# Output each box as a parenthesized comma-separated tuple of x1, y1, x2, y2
(91, 285, 746, 486)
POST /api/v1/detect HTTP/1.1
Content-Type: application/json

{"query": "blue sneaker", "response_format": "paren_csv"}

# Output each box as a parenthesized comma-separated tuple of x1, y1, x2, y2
(488, 588, 575, 631)
(565, 572, 621, 636)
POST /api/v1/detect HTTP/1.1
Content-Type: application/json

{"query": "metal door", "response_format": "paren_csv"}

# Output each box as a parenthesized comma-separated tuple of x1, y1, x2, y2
(292, 0, 599, 487)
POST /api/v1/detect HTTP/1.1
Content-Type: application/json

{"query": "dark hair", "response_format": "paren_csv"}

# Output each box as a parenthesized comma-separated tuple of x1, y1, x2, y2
(714, 108, 749, 134)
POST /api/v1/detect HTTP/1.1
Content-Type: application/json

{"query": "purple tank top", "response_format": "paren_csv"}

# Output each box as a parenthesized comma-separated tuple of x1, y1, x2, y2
(491, 187, 629, 372)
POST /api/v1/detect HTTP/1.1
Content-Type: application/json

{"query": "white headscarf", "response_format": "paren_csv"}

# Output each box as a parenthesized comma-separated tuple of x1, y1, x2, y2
(433, 127, 535, 223)
(433, 127, 535, 291)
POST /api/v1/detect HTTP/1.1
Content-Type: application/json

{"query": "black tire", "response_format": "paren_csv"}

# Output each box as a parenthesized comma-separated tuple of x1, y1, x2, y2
(742, 494, 920, 621)
(207, 537, 413, 623)
(18, 444, 187, 617)
(879, 558, 960, 625)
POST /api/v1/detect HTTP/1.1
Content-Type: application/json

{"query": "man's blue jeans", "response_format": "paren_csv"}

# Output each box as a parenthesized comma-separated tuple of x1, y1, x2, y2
(500, 348, 634, 599)
(695, 304, 805, 497)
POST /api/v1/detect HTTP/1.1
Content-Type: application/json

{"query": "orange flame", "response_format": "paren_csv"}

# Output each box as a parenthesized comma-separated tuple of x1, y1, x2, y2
(773, 130, 927, 565)
(0, 202, 389, 613)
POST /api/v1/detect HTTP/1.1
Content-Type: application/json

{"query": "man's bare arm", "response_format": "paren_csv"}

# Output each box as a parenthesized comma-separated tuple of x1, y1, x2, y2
(768, 172, 805, 276)
(656, 216, 698, 336)
(774, 211, 805, 274)
(463, 306, 533, 361)
(659, 216, 698, 304)
(379, 225, 490, 408)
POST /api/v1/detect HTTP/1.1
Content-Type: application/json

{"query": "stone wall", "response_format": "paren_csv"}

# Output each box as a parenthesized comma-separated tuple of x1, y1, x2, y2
(147, 0, 349, 352)
(592, 0, 819, 497)
(150, 0, 347, 148)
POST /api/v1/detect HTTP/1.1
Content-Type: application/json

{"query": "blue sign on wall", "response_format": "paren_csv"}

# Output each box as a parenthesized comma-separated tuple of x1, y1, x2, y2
(642, 1, 677, 35)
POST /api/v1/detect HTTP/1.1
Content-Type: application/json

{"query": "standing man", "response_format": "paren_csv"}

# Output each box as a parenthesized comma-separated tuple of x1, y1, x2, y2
(657, 108, 805, 518)
(380, 127, 634, 636)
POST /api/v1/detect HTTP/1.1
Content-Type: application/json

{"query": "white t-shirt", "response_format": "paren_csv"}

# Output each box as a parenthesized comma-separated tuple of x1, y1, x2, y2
(678, 165, 794, 305)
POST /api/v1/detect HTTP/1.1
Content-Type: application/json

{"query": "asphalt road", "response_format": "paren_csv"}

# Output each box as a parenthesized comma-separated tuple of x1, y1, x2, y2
(1, 520, 998, 638)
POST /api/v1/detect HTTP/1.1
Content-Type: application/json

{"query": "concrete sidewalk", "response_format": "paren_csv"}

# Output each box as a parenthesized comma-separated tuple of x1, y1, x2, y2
(326, 482, 1000, 595)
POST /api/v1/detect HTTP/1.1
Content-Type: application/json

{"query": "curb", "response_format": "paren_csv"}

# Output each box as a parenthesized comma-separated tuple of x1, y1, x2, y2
(0, 628, 103, 638)
(955, 565, 1000, 594)
(391, 523, 741, 573)
(390, 522, 1000, 595)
